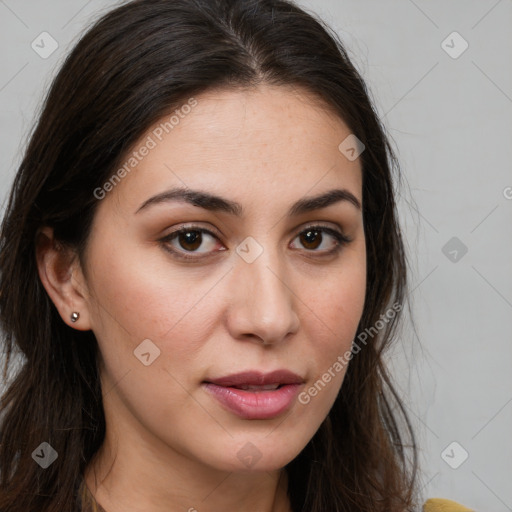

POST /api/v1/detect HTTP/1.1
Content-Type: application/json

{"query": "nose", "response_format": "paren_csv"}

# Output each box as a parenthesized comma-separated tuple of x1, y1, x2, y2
(226, 248, 300, 345)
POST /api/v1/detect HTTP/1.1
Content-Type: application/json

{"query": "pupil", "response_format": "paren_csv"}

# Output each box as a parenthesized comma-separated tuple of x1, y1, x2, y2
(179, 231, 202, 251)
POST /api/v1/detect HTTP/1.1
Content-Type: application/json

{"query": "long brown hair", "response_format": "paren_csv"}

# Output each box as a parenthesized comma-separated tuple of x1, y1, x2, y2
(0, 0, 418, 510)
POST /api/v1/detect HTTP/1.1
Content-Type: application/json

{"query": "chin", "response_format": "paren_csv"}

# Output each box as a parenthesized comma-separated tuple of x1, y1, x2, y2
(202, 434, 309, 474)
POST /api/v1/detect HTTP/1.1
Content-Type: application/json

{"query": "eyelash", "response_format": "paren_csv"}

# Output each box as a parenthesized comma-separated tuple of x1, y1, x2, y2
(160, 224, 352, 261)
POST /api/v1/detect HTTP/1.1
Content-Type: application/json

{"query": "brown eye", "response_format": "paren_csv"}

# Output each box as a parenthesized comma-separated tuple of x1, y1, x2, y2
(177, 230, 202, 251)
(290, 225, 351, 254)
(299, 229, 322, 250)
(161, 226, 224, 260)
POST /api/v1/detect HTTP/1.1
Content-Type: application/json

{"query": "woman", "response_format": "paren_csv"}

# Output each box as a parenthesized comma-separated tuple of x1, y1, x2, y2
(0, 0, 470, 511)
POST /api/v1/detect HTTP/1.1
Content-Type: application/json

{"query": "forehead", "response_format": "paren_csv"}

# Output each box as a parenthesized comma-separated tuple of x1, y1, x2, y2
(104, 84, 363, 213)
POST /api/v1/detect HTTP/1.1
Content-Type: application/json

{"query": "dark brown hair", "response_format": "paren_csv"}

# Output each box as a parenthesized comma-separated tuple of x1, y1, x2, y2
(0, 0, 418, 510)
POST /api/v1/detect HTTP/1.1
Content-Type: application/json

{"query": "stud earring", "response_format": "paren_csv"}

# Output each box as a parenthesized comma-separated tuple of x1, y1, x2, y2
(71, 312, 80, 323)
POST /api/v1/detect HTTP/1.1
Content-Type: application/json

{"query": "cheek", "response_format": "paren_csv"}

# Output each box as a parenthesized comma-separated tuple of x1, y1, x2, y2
(295, 283, 365, 429)
(310, 261, 366, 344)
(318, 285, 365, 339)
(89, 255, 219, 429)
(301, 254, 366, 395)
(87, 239, 222, 345)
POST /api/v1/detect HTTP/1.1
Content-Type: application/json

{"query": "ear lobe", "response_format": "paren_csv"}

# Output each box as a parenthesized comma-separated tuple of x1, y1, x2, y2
(35, 226, 92, 331)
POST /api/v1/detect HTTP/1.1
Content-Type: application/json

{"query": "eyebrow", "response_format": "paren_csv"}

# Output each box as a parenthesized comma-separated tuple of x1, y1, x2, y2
(135, 187, 361, 216)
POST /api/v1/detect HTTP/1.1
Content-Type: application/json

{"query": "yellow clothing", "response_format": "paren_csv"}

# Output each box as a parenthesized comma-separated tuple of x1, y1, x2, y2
(423, 498, 474, 511)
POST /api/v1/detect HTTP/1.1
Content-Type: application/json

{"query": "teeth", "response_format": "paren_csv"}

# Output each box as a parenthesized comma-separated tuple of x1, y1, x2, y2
(237, 384, 280, 391)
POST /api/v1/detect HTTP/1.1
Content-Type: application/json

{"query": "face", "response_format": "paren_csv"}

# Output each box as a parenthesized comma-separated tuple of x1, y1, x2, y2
(80, 84, 366, 475)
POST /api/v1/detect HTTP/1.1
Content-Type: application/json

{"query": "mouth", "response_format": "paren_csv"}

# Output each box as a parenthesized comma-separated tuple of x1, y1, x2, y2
(229, 383, 282, 391)
(202, 370, 304, 420)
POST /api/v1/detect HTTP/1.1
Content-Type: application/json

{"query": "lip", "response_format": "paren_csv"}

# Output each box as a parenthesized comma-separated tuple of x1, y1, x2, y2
(203, 370, 304, 420)
(206, 370, 304, 387)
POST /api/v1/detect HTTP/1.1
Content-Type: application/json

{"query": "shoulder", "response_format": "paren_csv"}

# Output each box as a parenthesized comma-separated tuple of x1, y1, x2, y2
(423, 498, 475, 512)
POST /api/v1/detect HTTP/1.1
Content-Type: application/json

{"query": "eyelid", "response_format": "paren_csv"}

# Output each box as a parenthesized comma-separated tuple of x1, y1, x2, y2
(163, 222, 223, 240)
(297, 222, 351, 240)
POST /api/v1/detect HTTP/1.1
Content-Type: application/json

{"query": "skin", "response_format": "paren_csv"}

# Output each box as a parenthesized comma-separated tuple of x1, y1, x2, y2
(36, 84, 366, 512)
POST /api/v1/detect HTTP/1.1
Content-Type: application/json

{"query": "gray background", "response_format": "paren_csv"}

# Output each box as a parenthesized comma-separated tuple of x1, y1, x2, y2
(0, 0, 511, 510)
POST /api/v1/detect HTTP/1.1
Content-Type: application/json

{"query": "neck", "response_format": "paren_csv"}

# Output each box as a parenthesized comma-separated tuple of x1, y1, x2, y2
(83, 443, 292, 512)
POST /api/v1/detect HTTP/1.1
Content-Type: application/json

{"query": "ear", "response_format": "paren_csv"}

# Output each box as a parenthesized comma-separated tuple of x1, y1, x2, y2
(35, 226, 92, 331)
